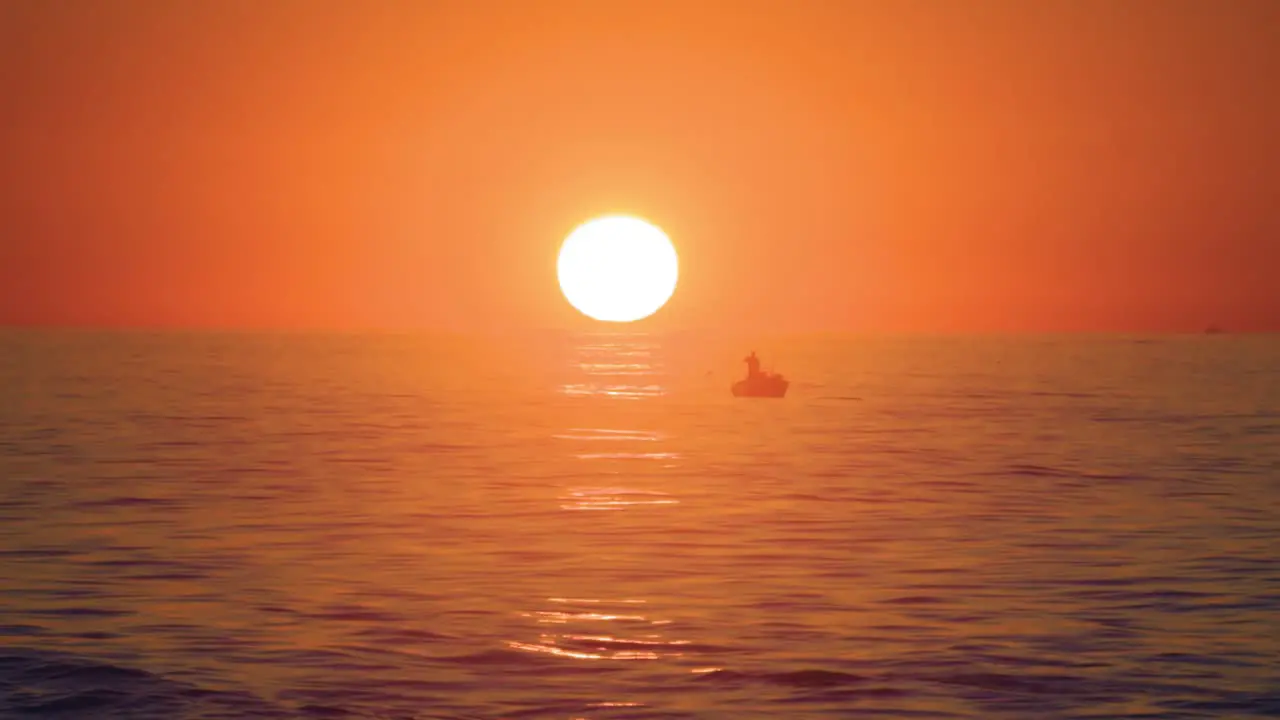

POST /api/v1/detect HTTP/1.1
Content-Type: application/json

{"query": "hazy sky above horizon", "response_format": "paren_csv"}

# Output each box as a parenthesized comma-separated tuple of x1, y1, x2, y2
(2, 0, 1277, 332)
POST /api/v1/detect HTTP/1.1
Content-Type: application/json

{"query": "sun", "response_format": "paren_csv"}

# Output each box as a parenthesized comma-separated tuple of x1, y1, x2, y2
(557, 215, 679, 323)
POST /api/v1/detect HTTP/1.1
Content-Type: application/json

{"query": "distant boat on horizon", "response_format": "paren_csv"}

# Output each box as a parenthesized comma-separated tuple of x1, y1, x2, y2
(732, 351, 789, 398)
(1204, 323, 1225, 335)
(732, 373, 789, 398)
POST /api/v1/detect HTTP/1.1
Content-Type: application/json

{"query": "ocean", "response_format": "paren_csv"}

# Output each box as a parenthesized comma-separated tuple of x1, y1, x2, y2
(1, 330, 1278, 719)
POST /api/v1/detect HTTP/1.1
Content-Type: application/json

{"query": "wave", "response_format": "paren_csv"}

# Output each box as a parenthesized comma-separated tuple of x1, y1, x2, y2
(0, 648, 285, 719)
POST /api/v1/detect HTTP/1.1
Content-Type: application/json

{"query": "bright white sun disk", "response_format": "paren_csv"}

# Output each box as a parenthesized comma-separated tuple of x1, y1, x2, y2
(557, 216, 678, 322)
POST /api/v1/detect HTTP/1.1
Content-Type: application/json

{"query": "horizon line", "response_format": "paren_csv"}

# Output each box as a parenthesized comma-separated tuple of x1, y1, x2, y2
(0, 323, 1268, 337)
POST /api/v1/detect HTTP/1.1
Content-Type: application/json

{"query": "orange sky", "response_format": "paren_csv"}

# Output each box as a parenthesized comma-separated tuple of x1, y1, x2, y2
(2, 0, 1277, 332)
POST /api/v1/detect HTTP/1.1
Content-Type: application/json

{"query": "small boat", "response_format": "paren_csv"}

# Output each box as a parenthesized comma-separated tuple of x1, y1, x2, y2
(732, 351, 788, 397)
(731, 372, 789, 398)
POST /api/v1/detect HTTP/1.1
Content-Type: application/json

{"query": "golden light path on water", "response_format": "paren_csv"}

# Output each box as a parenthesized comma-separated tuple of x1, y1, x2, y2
(505, 336, 708, 678)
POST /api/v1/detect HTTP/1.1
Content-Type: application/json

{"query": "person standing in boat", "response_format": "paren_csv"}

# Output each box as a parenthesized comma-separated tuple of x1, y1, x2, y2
(744, 351, 762, 379)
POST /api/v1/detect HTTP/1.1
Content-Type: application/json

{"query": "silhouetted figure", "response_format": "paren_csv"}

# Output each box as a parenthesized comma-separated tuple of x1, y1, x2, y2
(744, 350, 761, 379)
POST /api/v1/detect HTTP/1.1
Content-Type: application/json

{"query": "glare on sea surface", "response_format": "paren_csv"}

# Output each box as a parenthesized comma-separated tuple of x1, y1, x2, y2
(498, 336, 697, 666)
(509, 597, 690, 662)
(559, 338, 668, 399)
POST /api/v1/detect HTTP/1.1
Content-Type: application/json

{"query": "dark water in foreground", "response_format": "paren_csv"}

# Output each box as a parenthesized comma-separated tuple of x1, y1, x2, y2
(2, 331, 1278, 719)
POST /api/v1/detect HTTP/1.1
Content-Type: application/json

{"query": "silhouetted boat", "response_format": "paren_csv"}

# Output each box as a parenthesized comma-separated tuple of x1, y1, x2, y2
(1204, 323, 1224, 335)
(732, 372, 789, 398)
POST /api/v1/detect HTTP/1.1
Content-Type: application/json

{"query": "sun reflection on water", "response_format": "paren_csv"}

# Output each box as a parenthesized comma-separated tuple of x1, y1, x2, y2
(558, 337, 667, 400)
(560, 383, 665, 399)
(577, 362, 652, 376)
(508, 597, 690, 662)
(572, 451, 678, 460)
(553, 428, 663, 442)
(507, 335, 698, 675)
(559, 487, 679, 511)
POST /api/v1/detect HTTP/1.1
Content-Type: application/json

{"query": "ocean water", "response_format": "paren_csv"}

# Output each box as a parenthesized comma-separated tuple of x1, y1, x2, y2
(1, 330, 1278, 719)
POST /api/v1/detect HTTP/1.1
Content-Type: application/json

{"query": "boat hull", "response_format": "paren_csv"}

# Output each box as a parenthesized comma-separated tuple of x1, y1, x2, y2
(731, 376, 789, 398)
